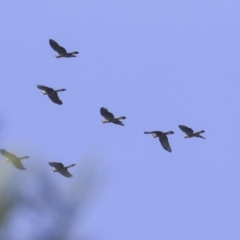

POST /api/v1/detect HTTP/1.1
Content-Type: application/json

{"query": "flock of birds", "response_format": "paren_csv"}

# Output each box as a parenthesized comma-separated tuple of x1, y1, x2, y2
(1, 39, 205, 178)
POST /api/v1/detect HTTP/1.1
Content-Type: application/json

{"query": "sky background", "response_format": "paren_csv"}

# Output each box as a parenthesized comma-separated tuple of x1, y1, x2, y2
(1, 0, 240, 239)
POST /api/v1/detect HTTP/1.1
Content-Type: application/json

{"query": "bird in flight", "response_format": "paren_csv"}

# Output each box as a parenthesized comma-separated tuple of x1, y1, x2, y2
(37, 85, 66, 105)
(49, 162, 76, 178)
(144, 131, 174, 152)
(178, 125, 205, 139)
(0, 149, 29, 170)
(100, 107, 126, 126)
(49, 39, 79, 58)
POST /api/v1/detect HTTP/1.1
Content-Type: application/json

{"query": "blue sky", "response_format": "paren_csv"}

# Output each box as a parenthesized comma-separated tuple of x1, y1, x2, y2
(1, 0, 240, 239)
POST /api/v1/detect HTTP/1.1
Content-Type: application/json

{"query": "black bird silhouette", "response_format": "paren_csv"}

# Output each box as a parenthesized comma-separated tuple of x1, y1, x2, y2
(178, 125, 205, 139)
(0, 149, 29, 170)
(49, 39, 79, 58)
(144, 131, 174, 152)
(49, 162, 76, 178)
(100, 107, 126, 126)
(37, 85, 66, 105)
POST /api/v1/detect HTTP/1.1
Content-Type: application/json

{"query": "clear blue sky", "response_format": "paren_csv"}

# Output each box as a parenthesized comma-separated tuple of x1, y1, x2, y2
(1, 1, 240, 239)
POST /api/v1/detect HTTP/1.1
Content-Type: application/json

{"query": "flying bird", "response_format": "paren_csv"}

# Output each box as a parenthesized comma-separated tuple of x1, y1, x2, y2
(49, 39, 79, 58)
(37, 85, 66, 105)
(100, 107, 126, 126)
(0, 149, 29, 170)
(49, 162, 76, 178)
(178, 125, 205, 139)
(144, 131, 174, 152)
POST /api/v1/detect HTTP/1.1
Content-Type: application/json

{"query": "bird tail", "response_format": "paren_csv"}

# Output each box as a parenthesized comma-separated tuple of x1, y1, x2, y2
(116, 116, 126, 120)
(19, 156, 29, 160)
(56, 89, 66, 92)
(164, 131, 174, 135)
(66, 164, 76, 169)
(69, 51, 79, 55)
(194, 130, 205, 139)
(144, 131, 152, 134)
(195, 130, 205, 134)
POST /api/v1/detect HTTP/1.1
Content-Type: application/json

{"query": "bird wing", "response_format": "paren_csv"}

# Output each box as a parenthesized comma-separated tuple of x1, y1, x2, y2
(0, 149, 17, 159)
(100, 107, 114, 120)
(49, 162, 64, 169)
(48, 92, 63, 105)
(37, 85, 54, 93)
(49, 39, 67, 54)
(179, 125, 193, 135)
(159, 135, 172, 152)
(10, 159, 26, 170)
(59, 169, 73, 178)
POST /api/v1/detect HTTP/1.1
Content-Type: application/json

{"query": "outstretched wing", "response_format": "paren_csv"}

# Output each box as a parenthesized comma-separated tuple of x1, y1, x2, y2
(159, 136, 172, 152)
(179, 125, 194, 135)
(49, 162, 64, 170)
(0, 149, 17, 159)
(10, 159, 26, 170)
(37, 85, 54, 93)
(49, 39, 67, 54)
(48, 92, 63, 105)
(59, 169, 73, 178)
(100, 107, 114, 120)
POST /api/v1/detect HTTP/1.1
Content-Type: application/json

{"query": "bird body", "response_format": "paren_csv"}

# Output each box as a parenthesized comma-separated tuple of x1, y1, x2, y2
(0, 149, 29, 170)
(37, 85, 66, 105)
(49, 39, 79, 58)
(178, 125, 205, 139)
(49, 162, 76, 178)
(100, 107, 126, 126)
(144, 131, 174, 152)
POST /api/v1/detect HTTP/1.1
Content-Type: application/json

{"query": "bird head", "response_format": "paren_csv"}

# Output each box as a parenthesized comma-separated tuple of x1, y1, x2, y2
(102, 119, 108, 124)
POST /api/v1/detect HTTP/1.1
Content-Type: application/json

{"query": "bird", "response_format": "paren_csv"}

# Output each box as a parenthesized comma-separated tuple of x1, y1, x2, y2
(37, 85, 66, 105)
(0, 149, 29, 170)
(144, 131, 174, 152)
(49, 162, 76, 178)
(178, 125, 205, 139)
(100, 107, 126, 126)
(49, 39, 79, 58)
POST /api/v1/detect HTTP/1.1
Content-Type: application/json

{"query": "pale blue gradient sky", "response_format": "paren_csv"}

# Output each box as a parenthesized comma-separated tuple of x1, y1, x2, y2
(1, 1, 240, 239)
